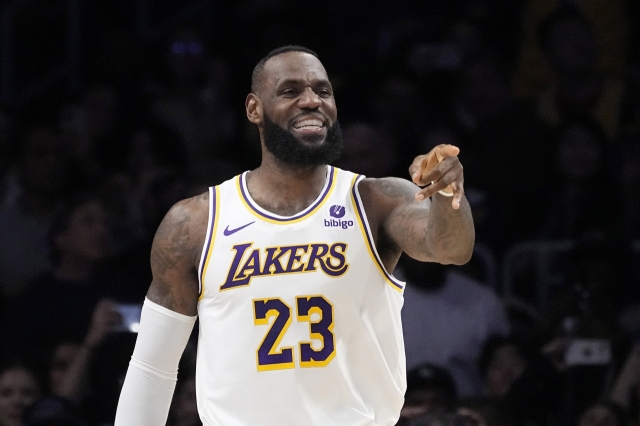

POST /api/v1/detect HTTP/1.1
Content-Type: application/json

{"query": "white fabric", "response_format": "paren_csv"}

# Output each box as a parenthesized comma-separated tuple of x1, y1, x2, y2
(114, 298, 197, 426)
(195, 167, 406, 426)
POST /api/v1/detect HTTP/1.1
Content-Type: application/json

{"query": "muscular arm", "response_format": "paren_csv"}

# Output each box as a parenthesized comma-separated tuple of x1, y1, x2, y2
(359, 177, 474, 266)
(114, 192, 208, 426)
(146, 191, 210, 315)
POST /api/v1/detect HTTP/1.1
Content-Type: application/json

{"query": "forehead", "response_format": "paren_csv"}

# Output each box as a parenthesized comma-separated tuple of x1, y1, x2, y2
(263, 52, 328, 87)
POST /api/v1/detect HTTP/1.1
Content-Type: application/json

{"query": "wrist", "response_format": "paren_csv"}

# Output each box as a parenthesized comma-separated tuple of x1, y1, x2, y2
(430, 181, 453, 197)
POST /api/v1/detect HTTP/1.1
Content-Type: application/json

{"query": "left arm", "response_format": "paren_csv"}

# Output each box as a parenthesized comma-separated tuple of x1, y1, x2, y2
(360, 144, 475, 265)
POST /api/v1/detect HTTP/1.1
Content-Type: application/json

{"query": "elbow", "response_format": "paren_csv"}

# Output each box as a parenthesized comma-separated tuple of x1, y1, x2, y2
(438, 241, 475, 266)
(440, 252, 472, 266)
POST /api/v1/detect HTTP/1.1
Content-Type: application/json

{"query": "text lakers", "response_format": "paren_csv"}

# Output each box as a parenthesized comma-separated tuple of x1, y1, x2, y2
(220, 242, 349, 290)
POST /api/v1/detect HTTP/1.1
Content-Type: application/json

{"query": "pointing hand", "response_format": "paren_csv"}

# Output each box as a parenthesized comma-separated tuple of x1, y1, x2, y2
(408, 144, 464, 209)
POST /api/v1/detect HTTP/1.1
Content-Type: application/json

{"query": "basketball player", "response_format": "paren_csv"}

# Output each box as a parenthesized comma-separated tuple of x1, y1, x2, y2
(114, 45, 474, 426)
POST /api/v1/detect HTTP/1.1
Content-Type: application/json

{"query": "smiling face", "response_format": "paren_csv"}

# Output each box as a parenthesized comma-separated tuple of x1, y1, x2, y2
(246, 51, 343, 167)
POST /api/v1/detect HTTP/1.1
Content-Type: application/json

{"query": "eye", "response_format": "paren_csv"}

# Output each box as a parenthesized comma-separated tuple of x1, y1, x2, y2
(317, 89, 332, 97)
(281, 89, 298, 97)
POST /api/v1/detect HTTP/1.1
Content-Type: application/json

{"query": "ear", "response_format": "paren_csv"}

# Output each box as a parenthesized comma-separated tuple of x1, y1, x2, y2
(246, 93, 263, 125)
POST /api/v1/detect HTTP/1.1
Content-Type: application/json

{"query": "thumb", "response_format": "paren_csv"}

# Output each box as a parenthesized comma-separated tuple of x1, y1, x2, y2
(435, 144, 460, 163)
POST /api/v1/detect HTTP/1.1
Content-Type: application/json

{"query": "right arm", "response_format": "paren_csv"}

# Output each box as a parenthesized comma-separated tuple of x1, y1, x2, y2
(114, 192, 209, 426)
(146, 191, 209, 315)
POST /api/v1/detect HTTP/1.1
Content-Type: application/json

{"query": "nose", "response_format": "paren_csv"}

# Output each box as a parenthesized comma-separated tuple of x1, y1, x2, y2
(297, 87, 322, 110)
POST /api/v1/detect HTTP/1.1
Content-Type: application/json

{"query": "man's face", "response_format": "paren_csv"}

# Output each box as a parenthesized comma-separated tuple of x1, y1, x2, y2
(254, 52, 342, 166)
(56, 201, 111, 262)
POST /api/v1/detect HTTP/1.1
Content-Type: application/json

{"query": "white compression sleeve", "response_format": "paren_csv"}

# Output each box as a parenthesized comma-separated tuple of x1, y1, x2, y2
(114, 298, 197, 426)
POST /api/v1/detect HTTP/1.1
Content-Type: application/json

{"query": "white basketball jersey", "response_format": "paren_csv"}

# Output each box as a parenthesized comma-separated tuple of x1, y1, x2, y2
(195, 166, 406, 426)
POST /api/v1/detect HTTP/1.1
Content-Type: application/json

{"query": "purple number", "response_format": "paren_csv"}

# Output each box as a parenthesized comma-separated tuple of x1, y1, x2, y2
(253, 299, 294, 371)
(296, 296, 335, 367)
(253, 296, 336, 371)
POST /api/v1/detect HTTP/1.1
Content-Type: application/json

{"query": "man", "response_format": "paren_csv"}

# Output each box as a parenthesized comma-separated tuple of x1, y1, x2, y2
(114, 45, 474, 426)
(401, 258, 509, 397)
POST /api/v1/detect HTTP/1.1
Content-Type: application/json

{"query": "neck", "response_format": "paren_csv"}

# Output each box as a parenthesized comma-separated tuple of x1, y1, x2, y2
(247, 151, 328, 216)
(54, 254, 93, 282)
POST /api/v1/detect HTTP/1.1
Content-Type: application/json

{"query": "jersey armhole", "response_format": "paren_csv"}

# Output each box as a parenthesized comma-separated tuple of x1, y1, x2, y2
(197, 186, 219, 300)
(350, 176, 405, 292)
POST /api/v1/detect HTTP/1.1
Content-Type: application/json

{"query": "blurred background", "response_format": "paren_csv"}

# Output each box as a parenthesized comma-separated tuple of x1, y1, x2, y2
(0, 0, 639, 425)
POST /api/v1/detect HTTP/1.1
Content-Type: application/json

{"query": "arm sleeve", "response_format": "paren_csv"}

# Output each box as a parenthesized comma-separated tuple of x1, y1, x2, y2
(114, 298, 197, 426)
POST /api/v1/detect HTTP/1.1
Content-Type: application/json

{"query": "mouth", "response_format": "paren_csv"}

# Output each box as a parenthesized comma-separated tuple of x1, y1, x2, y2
(291, 116, 327, 139)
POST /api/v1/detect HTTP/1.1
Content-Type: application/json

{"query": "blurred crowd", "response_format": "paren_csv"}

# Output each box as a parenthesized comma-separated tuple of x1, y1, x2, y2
(0, 0, 639, 425)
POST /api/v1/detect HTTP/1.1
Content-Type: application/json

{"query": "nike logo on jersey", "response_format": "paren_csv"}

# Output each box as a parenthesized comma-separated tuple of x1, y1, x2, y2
(224, 221, 255, 236)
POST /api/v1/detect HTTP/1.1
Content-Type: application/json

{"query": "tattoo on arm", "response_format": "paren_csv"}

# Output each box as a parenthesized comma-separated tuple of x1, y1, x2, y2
(375, 178, 415, 202)
(147, 193, 208, 316)
(367, 177, 474, 265)
(423, 195, 474, 264)
(151, 212, 191, 275)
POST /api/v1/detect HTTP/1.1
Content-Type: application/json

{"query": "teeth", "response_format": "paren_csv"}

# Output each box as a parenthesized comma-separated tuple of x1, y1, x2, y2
(294, 119, 324, 128)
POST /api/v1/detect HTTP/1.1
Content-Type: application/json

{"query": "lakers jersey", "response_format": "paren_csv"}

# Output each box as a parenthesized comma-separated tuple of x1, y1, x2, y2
(195, 166, 406, 426)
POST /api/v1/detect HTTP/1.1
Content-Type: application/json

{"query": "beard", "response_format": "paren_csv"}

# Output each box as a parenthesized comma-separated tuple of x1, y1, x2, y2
(262, 113, 344, 167)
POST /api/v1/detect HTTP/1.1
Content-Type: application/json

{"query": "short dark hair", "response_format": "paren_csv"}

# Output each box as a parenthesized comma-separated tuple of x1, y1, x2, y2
(406, 363, 457, 409)
(251, 45, 319, 93)
(48, 192, 106, 266)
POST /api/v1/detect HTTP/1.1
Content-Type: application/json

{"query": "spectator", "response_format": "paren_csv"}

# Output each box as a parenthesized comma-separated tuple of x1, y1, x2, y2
(48, 342, 83, 398)
(478, 335, 562, 426)
(400, 255, 510, 397)
(535, 5, 625, 139)
(47, 300, 122, 409)
(397, 363, 457, 426)
(539, 120, 620, 239)
(0, 193, 136, 371)
(59, 85, 128, 180)
(538, 234, 627, 425)
(0, 362, 41, 426)
(99, 119, 187, 252)
(0, 126, 73, 298)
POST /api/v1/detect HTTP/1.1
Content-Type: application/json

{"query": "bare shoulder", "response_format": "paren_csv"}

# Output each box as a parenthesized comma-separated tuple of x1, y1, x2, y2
(147, 191, 210, 316)
(358, 176, 436, 262)
(358, 177, 419, 225)
(358, 177, 417, 205)
(357, 177, 429, 267)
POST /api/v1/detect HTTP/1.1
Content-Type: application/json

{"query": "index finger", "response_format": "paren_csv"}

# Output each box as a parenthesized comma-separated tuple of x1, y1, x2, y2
(409, 152, 438, 184)
(434, 144, 460, 162)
